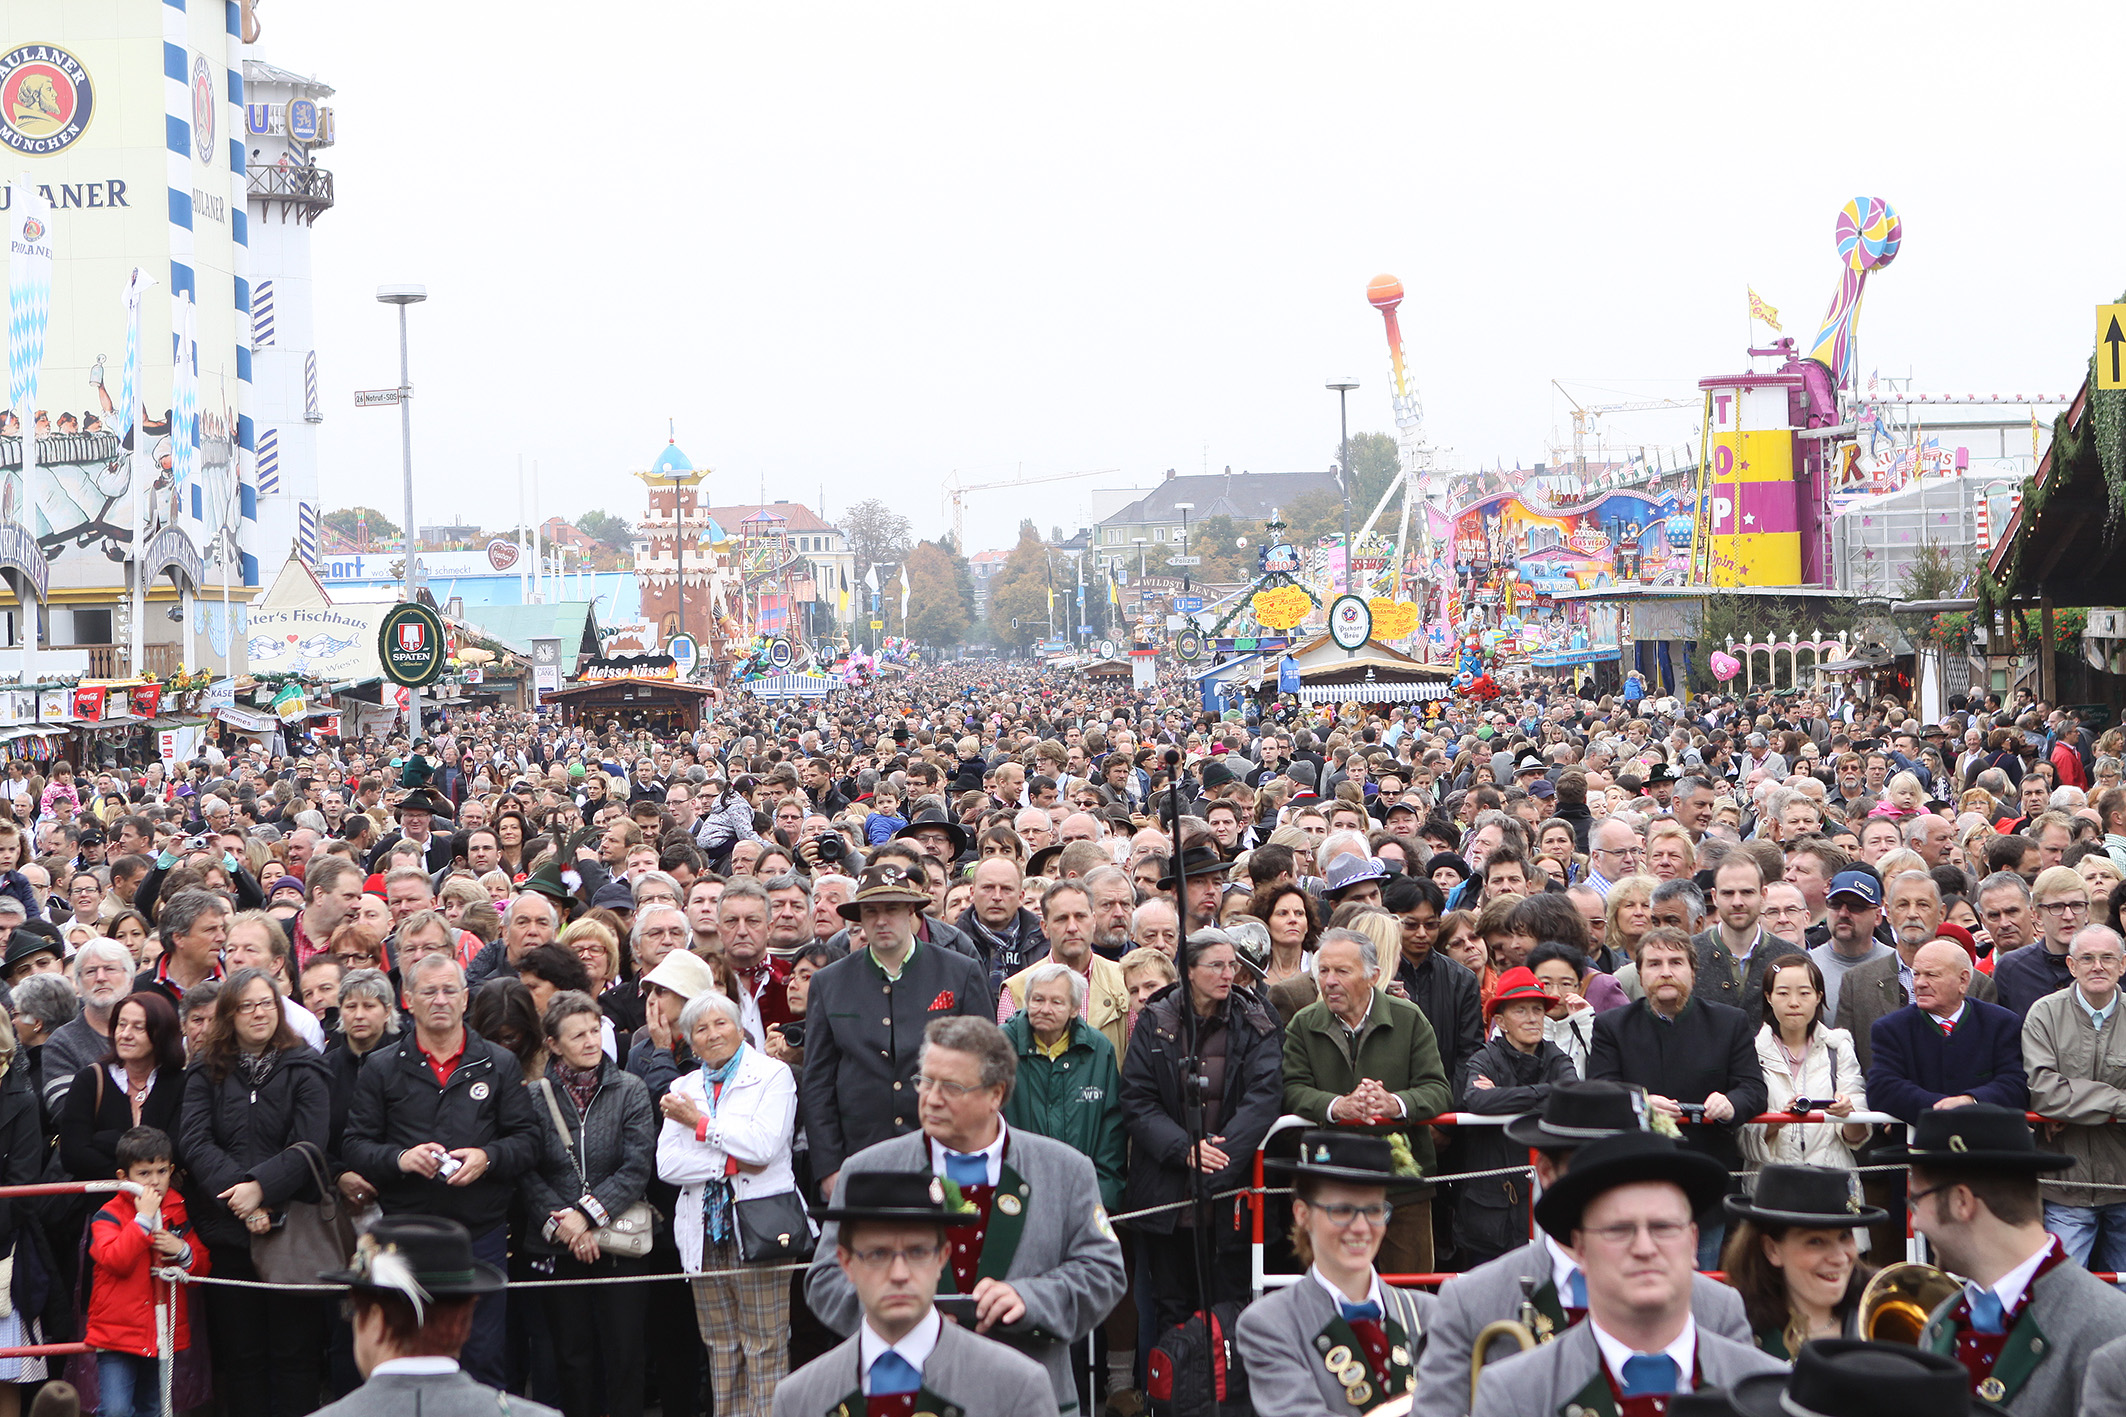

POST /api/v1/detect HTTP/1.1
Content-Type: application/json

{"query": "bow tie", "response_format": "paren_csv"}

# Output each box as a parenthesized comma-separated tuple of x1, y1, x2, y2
(1619, 1353, 1678, 1397)
(1338, 1299, 1381, 1323)
(943, 1151, 987, 1187)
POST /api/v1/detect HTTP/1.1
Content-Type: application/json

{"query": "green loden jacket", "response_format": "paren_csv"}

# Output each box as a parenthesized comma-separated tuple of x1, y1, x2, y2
(1000, 1010, 1128, 1209)
(1281, 987, 1452, 1172)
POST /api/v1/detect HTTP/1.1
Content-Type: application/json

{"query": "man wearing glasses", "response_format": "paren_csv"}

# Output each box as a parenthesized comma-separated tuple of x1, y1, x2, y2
(805, 1017, 1125, 1417)
(1995, 865, 2088, 1022)
(780, 1170, 1057, 1417)
(2023, 923, 2126, 1271)
(1468, 1130, 1783, 1417)
(1583, 819, 1644, 900)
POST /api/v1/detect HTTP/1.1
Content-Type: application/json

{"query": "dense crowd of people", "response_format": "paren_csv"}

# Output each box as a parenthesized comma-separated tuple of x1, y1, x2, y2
(1, 661, 2125, 1416)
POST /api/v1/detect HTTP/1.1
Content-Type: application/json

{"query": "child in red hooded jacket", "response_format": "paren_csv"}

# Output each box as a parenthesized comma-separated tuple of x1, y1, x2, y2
(87, 1125, 208, 1417)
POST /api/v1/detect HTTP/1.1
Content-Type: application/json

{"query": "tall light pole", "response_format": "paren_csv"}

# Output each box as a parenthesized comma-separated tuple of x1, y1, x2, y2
(378, 284, 427, 735)
(1173, 501, 1193, 596)
(1327, 379, 1359, 592)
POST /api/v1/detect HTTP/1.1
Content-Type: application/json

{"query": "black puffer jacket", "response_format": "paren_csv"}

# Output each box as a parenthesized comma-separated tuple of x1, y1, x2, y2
(1119, 982, 1283, 1240)
(178, 1044, 333, 1251)
(520, 1057, 655, 1256)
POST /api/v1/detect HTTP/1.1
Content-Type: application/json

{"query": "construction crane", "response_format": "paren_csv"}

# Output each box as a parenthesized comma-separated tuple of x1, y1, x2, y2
(1551, 382, 1694, 480)
(941, 467, 1119, 550)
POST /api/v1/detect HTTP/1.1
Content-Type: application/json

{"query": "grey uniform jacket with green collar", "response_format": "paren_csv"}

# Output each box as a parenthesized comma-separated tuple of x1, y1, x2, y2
(771, 1311, 1058, 1417)
(1415, 1237, 1751, 1417)
(1470, 1317, 1785, 1417)
(805, 1127, 1126, 1416)
(1919, 1252, 2126, 1417)
(1234, 1273, 1434, 1417)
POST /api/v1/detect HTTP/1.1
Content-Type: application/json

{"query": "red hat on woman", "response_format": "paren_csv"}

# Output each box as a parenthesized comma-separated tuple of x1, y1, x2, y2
(1486, 965, 1551, 1023)
(1934, 922, 1977, 962)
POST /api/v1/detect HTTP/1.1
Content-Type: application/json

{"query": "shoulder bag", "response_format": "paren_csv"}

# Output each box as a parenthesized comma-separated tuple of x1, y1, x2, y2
(537, 1079, 655, 1259)
(251, 1140, 356, 1285)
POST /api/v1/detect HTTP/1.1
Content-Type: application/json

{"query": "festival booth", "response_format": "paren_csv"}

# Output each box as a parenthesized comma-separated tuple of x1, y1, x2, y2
(1252, 635, 1454, 710)
(540, 655, 717, 733)
(1081, 656, 1132, 681)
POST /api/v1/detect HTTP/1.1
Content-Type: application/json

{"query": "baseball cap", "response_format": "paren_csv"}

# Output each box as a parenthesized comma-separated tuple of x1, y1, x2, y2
(1826, 870, 1881, 907)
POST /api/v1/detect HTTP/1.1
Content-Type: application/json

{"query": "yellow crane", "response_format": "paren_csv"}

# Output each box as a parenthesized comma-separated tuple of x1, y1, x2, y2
(940, 467, 1120, 550)
(1550, 382, 1694, 480)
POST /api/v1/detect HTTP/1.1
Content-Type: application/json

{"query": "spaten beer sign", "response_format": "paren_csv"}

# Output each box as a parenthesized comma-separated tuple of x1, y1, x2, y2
(377, 602, 446, 688)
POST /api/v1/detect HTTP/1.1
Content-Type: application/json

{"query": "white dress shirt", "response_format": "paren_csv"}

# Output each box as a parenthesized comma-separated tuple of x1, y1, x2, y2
(1965, 1234, 2055, 1319)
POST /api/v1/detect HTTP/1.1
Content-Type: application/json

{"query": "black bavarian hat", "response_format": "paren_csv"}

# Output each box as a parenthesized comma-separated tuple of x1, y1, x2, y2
(1156, 842, 1227, 889)
(1729, 1340, 2009, 1417)
(1531, 1130, 1730, 1242)
(893, 809, 969, 855)
(1503, 1078, 1653, 1150)
(319, 1215, 505, 1296)
(815, 1170, 978, 1224)
(1265, 1129, 1433, 1198)
(1866, 1103, 2073, 1174)
(1723, 1163, 1887, 1228)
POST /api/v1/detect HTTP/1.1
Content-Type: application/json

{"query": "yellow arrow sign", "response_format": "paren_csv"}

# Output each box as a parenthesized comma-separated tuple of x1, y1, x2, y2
(2100, 304, 2126, 390)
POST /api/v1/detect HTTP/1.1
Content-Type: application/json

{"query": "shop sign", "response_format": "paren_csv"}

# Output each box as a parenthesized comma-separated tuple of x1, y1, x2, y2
(378, 602, 447, 687)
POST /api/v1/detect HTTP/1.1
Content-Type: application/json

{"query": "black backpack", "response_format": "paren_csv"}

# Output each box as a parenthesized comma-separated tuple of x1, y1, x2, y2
(1146, 1300, 1250, 1417)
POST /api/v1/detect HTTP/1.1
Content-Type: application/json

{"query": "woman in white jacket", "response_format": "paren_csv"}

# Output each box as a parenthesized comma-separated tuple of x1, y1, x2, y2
(655, 989, 800, 1417)
(1741, 957, 1873, 1204)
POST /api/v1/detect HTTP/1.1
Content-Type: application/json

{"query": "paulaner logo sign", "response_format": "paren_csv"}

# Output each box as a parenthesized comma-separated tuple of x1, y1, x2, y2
(0, 45, 94, 157)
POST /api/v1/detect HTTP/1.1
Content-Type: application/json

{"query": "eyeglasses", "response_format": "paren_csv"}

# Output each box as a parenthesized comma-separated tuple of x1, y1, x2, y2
(1193, 959, 1240, 974)
(1309, 1201, 1393, 1228)
(913, 1073, 988, 1099)
(1906, 1183, 1954, 1211)
(412, 985, 465, 1002)
(845, 1242, 943, 1270)
(1579, 1219, 1693, 1246)
(2037, 899, 2091, 917)
(234, 997, 278, 1016)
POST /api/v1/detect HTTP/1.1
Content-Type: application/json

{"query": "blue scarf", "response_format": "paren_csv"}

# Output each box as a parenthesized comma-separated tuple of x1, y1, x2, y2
(701, 1045, 746, 1242)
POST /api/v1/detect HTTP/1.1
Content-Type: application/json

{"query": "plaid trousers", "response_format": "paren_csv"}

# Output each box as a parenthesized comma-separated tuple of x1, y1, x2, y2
(688, 1231, 790, 1417)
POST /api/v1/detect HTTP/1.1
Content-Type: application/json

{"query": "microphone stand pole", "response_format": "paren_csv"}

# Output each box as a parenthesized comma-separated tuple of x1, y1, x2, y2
(1163, 749, 1219, 1406)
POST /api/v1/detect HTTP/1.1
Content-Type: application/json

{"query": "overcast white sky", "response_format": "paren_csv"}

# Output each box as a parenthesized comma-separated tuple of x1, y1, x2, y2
(269, 1, 2126, 556)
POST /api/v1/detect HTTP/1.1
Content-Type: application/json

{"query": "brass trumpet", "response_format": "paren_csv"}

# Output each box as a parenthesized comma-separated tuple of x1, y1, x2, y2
(1468, 1276, 1546, 1407)
(1859, 1262, 1961, 1344)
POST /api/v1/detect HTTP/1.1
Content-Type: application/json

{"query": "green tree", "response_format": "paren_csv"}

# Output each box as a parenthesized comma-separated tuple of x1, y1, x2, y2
(843, 499, 913, 582)
(901, 541, 971, 648)
(985, 526, 1053, 652)
(320, 506, 400, 545)
(1335, 430, 1403, 522)
(1282, 487, 1346, 543)
(575, 509, 635, 552)
(1188, 514, 1254, 583)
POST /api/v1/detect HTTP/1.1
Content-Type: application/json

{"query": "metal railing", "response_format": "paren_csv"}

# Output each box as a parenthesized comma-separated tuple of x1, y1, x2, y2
(246, 164, 333, 219)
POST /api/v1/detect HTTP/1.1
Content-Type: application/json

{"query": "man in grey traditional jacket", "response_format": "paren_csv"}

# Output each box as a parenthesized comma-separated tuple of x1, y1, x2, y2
(777, 1169, 1057, 1417)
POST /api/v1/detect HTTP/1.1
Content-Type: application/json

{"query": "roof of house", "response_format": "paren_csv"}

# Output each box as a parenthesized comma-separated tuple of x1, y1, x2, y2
(456, 602, 604, 673)
(241, 60, 336, 97)
(1097, 471, 1341, 528)
(703, 502, 838, 534)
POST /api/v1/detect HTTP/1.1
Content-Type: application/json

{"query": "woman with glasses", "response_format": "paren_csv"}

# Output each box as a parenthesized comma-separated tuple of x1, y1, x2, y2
(656, 988, 796, 1417)
(1454, 967, 1578, 1266)
(1236, 1128, 1434, 1416)
(178, 967, 334, 1417)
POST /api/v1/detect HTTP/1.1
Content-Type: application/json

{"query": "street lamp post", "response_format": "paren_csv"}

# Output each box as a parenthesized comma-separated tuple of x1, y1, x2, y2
(378, 284, 427, 737)
(1327, 379, 1359, 592)
(1174, 501, 1194, 596)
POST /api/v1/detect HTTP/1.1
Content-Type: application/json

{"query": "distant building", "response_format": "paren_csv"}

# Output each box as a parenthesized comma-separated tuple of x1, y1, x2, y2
(1090, 468, 1339, 573)
(968, 549, 1010, 615)
(417, 522, 482, 548)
